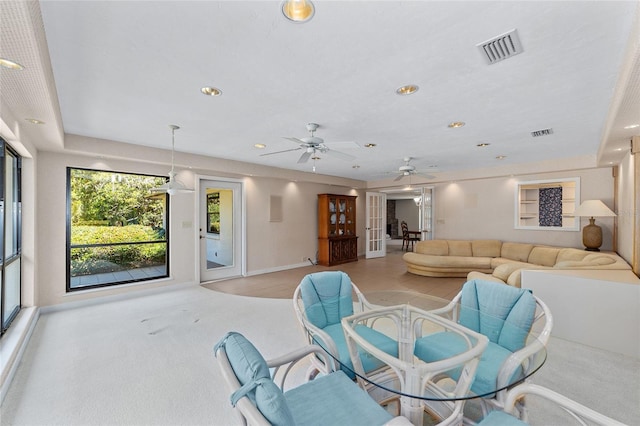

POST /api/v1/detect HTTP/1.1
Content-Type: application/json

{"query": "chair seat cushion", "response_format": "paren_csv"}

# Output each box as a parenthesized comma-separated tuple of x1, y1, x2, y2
(414, 332, 518, 396)
(318, 323, 398, 379)
(284, 370, 394, 426)
(477, 410, 527, 425)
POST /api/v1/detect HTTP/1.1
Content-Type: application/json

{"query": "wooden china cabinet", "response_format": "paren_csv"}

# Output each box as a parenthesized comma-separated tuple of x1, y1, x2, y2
(317, 194, 358, 266)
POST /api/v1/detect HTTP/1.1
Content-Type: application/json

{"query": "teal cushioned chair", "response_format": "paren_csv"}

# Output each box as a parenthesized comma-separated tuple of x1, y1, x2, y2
(293, 271, 398, 380)
(413, 279, 553, 418)
(215, 332, 412, 426)
(476, 383, 625, 426)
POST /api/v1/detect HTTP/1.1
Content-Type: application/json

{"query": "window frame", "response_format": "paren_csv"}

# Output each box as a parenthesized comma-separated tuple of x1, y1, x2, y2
(66, 167, 170, 292)
(0, 138, 22, 336)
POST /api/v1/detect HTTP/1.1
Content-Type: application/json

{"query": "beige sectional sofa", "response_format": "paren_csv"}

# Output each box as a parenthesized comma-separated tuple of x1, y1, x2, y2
(402, 239, 631, 287)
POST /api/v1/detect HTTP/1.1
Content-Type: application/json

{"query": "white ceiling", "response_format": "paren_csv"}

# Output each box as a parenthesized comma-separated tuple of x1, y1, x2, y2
(2, 1, 640, 182)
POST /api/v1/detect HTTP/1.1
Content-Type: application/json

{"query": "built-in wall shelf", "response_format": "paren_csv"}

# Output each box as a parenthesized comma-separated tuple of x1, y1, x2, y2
(515, 178, 580, 231)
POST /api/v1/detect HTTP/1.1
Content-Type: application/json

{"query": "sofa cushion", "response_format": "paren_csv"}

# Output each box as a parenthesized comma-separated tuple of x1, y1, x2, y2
(472, 240, 502, 258)
(404, 252, 492, 269)
(448, 240, 472, 257)
(501, 243, 534, 262)
(490, 257, 515, 269)
(415, 240, 449, 255)
(555, 256, 615, 268)
(492, 262, 530, 282)
(556, 248, 590, 263)
(527, 247, 560, 267)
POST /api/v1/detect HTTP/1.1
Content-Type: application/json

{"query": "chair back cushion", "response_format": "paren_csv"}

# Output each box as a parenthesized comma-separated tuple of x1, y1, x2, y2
(459, 279, 536, 352)
(215, 332, 295, 426)
(299, 271, 354, 329)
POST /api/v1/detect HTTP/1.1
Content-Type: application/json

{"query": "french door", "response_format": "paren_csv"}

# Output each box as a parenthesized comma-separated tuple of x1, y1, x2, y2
(198, 178, 244, 282)
(365, 191, 386, 259)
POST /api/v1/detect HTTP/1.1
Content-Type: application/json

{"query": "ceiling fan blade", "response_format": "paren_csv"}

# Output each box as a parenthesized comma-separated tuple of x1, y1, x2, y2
(393, 174, 405, 182)
(284, 137, 306, 145)
(324, 149, 356, 161)
(260, 147, 302, 157)
(297, 151, 312, 163)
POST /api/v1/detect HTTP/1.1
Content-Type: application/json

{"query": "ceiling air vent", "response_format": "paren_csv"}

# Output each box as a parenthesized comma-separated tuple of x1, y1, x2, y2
(531, 128, 554, 137)
(477, 29, 523, 65)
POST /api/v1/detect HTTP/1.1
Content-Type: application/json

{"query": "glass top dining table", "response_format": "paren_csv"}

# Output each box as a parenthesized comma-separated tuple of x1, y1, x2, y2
(328, 290, 547, 425)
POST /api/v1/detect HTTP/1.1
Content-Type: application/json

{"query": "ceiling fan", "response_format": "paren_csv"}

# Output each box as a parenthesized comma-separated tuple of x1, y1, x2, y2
(393, 157, 436, 181)
(261, 123, 356, 164)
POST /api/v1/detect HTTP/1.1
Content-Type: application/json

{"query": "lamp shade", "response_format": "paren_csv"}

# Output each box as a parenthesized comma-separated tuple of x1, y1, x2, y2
(572, 200, 616, 217)
(151, 125, 194, 196)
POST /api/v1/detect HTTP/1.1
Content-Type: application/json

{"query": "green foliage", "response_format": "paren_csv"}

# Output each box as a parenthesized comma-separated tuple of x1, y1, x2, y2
(71, 225, 166, 276)
(69, 169, 169, 276)
(70, 169, 165, 227)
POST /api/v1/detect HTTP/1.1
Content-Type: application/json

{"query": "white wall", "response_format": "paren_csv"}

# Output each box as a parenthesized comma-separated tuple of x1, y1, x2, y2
(617, 151, 635, 264)
(35, 144, 365, 306)
(395, 199, 420, 232)
(431, 168, 616, 250)
(29, 132, 637, 307)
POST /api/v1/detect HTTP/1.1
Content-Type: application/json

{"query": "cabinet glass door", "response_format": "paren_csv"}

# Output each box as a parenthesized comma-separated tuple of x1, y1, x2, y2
(328, 196, 337, 236)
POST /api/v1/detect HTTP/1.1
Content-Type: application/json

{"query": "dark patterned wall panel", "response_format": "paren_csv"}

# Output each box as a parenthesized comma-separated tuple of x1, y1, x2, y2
(539, 187, 562, 226)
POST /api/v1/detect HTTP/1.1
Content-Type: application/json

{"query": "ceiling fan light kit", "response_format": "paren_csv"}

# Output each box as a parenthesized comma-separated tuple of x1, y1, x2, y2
(151, 125, 194, 196)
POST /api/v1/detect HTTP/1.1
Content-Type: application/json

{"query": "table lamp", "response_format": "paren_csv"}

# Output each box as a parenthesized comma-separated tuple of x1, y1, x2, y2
(572, 200, 616, 251)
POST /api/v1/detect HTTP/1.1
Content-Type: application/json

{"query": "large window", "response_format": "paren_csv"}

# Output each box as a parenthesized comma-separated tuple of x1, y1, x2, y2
(1, 138, 21, 336)
(67, 168, 169, 291)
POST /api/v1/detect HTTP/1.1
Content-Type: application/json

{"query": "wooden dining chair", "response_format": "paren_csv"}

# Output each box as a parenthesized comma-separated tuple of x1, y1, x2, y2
(401, 221, 419, 252)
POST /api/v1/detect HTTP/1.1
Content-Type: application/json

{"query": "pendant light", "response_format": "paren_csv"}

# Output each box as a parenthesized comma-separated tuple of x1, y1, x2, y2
(151, 125, 193, 195)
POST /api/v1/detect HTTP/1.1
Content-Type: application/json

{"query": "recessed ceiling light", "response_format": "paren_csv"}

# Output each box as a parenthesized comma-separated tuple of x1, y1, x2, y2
(352, 165, 360, 169)
(254, 143, 266, 149)
(282, 0, 315, 22)
(25, 118, 45, 124)
(496, 155, 507, 160)
(476, 143, 490, 147)
(615, 148, 623, 151)
(200, 86, 222, 96)
(311, 156, 321, 160)
(396, 85, 419, 95)
(624, 124, 639, 129)
(448, 121, 465, 128)
(364, 143, 377, 148)
(0, 58, 24, 70)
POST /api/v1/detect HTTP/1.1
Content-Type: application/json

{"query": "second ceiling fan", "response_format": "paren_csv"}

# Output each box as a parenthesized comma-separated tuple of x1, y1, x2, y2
(261, 123, 356, 164)
(393, 157, 436, 181)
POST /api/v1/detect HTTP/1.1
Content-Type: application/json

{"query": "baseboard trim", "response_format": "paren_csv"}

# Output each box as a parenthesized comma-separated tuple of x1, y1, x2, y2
(245, 261, 313, 277)
(41, 280, 199, 314)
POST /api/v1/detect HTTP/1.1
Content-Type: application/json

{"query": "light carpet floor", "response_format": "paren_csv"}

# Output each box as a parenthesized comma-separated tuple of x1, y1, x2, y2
(1, 285, 638, 425)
